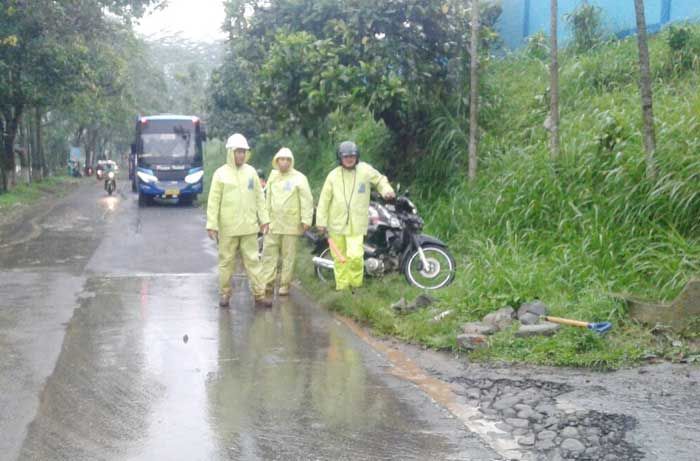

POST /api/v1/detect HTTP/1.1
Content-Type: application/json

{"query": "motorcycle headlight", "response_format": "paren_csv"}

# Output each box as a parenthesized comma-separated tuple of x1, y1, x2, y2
(137, 171, 158, 184)
(185, 170, 204, 184)
(107, 172, 115, 179)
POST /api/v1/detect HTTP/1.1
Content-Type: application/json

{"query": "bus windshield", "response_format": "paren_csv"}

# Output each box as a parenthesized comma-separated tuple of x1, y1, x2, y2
(142, 132, 192, 163)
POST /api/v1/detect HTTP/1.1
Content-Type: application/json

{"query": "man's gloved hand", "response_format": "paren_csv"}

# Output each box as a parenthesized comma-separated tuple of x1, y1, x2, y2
(383, 191, 396, 201)
(207, 229, 218, 241)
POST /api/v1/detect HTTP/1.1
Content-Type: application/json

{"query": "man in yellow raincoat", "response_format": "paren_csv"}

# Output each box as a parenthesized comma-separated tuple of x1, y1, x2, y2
(316, 141, 395, 290)
(206, 133, 272, 307)
(260, 147, 314, 296)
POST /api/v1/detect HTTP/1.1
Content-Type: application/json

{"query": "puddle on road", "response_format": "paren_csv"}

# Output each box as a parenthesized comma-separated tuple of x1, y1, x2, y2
(17, 276, 490, 460)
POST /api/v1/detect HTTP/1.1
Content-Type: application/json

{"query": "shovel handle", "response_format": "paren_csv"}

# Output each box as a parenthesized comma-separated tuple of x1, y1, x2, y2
(327, 238, 346, 264)
(543, 316, 589, 328)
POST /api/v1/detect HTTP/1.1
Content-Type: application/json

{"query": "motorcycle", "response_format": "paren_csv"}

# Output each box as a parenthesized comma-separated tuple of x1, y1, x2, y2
(310, 194, 456, 290)
(104, 170, 116, 195)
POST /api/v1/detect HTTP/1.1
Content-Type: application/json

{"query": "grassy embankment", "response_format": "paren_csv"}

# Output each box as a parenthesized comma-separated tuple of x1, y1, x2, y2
(0, 175, 79, 212)
(300, 28, 700, 369)
(205, 26, 700, 368)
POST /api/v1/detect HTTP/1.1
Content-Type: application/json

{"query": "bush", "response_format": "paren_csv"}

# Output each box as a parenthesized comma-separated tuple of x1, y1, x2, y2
(238, 106, 393, 194)
(524, 31, 549, 60)
(664, 24, 700, 75)
(564, 2, 606, 54)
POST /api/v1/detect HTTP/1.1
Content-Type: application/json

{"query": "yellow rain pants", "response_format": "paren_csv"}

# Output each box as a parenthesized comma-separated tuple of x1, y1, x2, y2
(218, 234, 265, 298)
(328, 233, 364, 290)
(261, 233, 299, 293)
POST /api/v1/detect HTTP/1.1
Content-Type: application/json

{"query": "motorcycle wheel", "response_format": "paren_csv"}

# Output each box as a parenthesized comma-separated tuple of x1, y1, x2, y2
(404, 244, 456, 290)
(315, 248, 334, 284)
(107, 186, 113, 195)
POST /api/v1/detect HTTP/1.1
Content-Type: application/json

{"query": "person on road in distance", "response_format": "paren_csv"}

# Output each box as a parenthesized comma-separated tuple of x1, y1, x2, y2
(315, 141, 395, 291)
(260, 147, 313, 296)
(206, 133, 272, 308)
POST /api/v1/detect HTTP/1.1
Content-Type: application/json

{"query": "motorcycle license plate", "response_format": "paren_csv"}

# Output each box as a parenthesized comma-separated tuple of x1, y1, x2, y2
(165, 188, 179, 197)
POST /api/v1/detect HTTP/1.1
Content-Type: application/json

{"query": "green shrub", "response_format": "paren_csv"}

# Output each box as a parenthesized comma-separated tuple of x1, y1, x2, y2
(664, 24, 700, 75)
(524, 31, 549, 60)
(564, 2, 606, 54)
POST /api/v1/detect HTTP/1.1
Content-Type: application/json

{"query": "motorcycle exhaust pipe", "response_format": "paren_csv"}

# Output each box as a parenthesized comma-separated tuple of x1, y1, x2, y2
(312, 256, 335, 270)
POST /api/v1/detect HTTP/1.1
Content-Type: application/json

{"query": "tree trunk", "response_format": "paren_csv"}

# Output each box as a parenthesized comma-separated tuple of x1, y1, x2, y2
(549, 0, 560, 160)
(468, 0, 480, 182)
(0, 118, 4, 192)
(35, 108, 46, 179)
(22, 115, 32, 184)
(85, 128, 99, 173)
(2, 106, 23, 190)
(74, 126, 85, 147)
(633, 0, 657, 179)
(29, 108, 42, 183)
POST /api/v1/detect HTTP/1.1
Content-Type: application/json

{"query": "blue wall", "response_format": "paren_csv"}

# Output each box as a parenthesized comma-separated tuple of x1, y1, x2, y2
(497, 0, 700, 49)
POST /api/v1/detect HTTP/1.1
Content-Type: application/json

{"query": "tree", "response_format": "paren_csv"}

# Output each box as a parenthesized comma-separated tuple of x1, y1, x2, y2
(0, 0, 159, 192)
(549, 0, 560, 160)
(467, 0, 480, 182)
(213, 0, 501, 178)
(633, 0, 657, 179)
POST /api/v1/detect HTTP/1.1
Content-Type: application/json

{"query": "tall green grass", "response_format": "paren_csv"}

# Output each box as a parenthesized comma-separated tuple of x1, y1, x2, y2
(402, 25, 700, 367)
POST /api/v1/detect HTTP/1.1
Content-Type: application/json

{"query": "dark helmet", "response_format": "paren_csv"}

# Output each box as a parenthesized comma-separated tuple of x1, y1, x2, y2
(336, 141, 360, 164)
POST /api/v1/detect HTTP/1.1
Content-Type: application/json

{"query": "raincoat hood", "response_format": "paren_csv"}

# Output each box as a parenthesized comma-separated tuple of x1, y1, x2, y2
(271, 147, 295, 171)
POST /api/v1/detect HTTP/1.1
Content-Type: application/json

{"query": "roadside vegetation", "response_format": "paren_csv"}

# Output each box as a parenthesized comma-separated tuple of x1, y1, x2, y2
(202, 2, 700, 369)
(0, 175, 78, 212)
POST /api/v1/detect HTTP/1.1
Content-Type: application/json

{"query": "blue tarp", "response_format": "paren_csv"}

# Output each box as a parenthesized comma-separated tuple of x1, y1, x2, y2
(497, 0, 700, 49)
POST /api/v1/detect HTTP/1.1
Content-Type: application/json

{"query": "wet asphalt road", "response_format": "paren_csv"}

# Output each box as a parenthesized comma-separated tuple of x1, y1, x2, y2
(0, 180, 500, 460)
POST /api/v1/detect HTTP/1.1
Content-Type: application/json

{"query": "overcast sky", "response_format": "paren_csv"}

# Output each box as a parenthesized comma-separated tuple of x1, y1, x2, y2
(135, 0, 227, 42)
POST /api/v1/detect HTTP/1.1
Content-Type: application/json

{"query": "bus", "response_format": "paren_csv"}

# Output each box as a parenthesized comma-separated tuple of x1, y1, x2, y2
(130, 114, 206, 206)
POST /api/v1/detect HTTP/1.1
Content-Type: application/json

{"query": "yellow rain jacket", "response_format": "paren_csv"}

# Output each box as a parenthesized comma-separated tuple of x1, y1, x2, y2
(207, 150, 269, 236)
(266, 150, 314, 235)
(316, 162, 394, 236)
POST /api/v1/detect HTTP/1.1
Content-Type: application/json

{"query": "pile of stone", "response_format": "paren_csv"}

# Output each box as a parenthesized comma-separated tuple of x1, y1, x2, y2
(392, 294, 455, 323)
(391, 294, 436, 314)
(457, 300, 561, 351)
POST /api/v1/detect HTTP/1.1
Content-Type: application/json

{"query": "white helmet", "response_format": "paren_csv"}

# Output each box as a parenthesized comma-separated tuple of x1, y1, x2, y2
(226, 133, 250, 150)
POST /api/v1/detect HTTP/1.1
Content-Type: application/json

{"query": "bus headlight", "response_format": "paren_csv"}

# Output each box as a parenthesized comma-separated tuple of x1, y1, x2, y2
(137, 171, 158, 184)
(185, 170, 204, 184)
